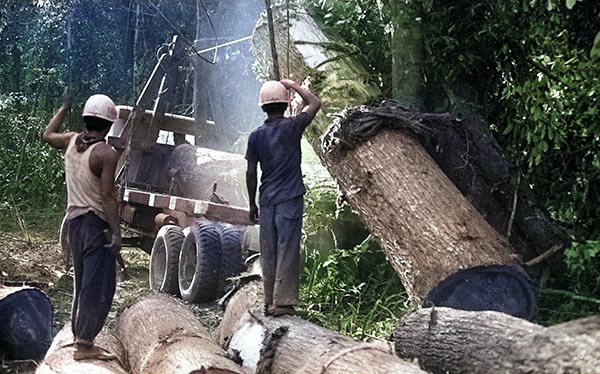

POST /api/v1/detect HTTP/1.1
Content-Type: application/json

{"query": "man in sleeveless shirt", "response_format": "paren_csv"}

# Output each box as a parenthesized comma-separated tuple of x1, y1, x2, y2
(245, 79, 321, 317)
(43, 94, 121, 360)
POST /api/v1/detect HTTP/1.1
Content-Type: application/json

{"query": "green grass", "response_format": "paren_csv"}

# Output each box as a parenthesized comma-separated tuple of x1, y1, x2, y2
(299, 236, 411, 340)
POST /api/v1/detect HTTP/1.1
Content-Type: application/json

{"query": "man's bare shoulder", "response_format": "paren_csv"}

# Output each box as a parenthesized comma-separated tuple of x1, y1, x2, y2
(91, 142, 119, 163)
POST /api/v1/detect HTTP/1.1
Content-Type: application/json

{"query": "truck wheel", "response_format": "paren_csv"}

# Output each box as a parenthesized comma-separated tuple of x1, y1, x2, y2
(149, 225, 184, 296)
(178, 221, 222, 303)
(59, 214, 71, 270)
(216, 224, 247, 296)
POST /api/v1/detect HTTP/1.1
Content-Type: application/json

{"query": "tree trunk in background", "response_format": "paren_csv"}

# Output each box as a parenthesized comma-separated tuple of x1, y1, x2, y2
(193, 0, 213, 147)
(36, 324, 128, 374)
(388, 1, 425, 109)
(393, 307, 600, 374)
(219, 269, 428, 374)
(123, 0, 135, 101)
(117, 294, 242, 374)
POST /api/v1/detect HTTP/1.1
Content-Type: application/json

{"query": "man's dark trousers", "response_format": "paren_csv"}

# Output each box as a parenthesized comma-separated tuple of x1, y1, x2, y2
(68, 212, 116, 341)
(259, 196, 303, 307)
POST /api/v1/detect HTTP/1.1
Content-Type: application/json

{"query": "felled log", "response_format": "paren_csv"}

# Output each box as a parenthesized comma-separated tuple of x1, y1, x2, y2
(218, 257, 264, 347)
(117, 293, 243, 374)
(36, 323, 127, 374)
(393, 307, 600, 374)
(166, 143, 249, 208)
(408, 103, 567, 261)
(322, 120, 535, 317)
(0, 285, 53, 360)
(219, 271, 428, 374)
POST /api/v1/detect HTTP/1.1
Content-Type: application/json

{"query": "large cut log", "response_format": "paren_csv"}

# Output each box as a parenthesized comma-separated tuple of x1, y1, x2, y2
(322, 122, 535, 317)
(227, 313, 428, 374)
(117, 293, 243, 374)
(36, 323, 128, 374)
(0, 285, 53, 360)
(166, 143, 249, 208)
(219, 270, 428, 374)
(393, 307, 600, 374)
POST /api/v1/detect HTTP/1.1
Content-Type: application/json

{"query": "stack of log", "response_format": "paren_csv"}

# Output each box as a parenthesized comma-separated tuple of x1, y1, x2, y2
(36, 273, 600, 374)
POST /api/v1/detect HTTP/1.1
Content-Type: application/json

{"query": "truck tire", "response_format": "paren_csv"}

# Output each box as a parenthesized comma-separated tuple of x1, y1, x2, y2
(178, 221, 222, 303)
(149, 225, 184, 296)
(59, 214, 71, 270)
(216, 224, 247, 296)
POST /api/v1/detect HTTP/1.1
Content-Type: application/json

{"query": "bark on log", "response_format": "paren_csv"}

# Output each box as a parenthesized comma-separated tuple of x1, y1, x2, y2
(166, 143, 249, 208)
(218, 270, 428, 374)
(0, 285, 53, 360)
(393, 307, 600, 374)
(323, 126, 534, 310)
(117, 293, 243, 374)
(36, 324, 127, 374)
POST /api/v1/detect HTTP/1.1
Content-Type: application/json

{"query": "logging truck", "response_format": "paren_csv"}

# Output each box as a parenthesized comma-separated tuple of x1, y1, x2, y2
(60, 36, 259, 304)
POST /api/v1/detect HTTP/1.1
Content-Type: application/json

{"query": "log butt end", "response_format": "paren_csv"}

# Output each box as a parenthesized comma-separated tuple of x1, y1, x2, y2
(425, 264, 536, 320)
(0, 288, 53, 360)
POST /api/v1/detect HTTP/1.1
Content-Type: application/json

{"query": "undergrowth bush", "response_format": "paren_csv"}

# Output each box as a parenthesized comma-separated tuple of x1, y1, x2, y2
(535, 240, 600, 325)
(300, 235, 410, 340)
(0, 94, 66, 212)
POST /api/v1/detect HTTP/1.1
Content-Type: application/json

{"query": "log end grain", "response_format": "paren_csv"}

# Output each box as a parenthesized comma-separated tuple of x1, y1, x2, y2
(424, 264, 536, 320)
(0, 287, 53, 360)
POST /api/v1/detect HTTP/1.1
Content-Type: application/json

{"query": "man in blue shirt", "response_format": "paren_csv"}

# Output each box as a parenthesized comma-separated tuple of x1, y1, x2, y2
(245, 79, 321, 316)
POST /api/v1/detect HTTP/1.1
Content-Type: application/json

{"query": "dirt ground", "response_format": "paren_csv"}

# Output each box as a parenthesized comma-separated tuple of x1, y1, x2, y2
(0, 227, 222, 374)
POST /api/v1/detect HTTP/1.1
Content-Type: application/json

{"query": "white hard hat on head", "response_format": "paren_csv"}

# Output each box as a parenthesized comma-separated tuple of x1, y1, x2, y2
(258, 81, 289, 106)
(82, 94, 118, 122)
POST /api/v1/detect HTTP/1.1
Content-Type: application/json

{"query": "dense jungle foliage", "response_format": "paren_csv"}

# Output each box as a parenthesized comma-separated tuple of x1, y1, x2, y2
(0, 0, 598, 336)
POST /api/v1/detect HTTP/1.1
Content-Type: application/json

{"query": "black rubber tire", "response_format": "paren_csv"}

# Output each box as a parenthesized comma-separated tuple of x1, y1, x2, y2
(178, 221, 222, 303)
(149, 225, 184, 296)
(59, 214, 71, 269)
(216, 224, 247, 297)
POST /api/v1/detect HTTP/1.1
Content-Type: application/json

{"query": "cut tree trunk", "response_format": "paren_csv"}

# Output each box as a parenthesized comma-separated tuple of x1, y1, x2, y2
(117, 293, 243, 374)
(0, 285, 53, 360)
(36, 324, 127, 374)
(393, 307, 600, 374)
(322, 120, 535, 318)
(219, 272, 428, 374)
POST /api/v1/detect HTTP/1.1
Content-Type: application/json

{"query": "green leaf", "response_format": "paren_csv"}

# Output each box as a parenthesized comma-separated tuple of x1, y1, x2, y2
(591, 32, 600, 61)
(565, 0, 577, 9)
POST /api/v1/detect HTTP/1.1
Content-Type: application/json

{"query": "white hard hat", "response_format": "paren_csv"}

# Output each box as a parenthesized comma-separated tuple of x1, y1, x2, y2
(82, 94, 118, 122)
(258, 81, 289, 106)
